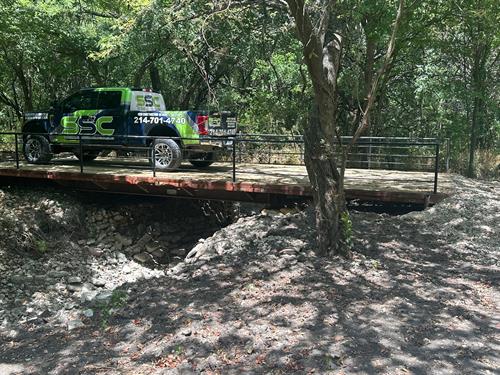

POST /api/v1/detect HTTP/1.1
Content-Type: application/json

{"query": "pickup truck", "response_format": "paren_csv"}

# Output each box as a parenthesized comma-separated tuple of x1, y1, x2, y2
(22, 87, 237, 170)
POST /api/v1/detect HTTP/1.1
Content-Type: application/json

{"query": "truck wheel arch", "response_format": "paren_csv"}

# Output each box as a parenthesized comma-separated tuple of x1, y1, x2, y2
(22, 121, 49, 138)
(147, 126, 181, 146)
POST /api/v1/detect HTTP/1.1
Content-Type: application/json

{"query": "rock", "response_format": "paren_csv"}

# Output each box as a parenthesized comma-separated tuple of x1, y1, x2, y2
(185, 242, 215, 263)
(261, 209, 283, 217)
(47, 270, 70, 279)
(244, 342, 254, 354)
(151, 249, 164, 258)
(91, 278, 106, 288)
(180, 328, 192, 336)
(133, 253, 151, 263)
(82, 309, 94, 318)
(124, 238, 133, 247)
(122, 264, 132, 274)
(95, 291, 112, 302)
(310, 349, 324, 357)
(118, 236, 133, 247)
(169, 263, 185, 275)
(33, 275, 46, 283)
(9, 275, 24, 284)
(112, 243, 123, 252)
(115, 252, 127, 263)
(130, 246, 142, 255)
(67, 276, 82, 284)
(64, 302, 76, 310)
(145, 243, 159, 253)
(66, 284, 82, 293)
(279, 207, 300, 215)
(170, 248, 187, 257)
(80, 289, 98, 303)
(134, 234, 152, 248)
(67, 319, 84, 331)
(280, 248, 298, 255)
(213, 241, 228, 255)
(88, 247, 104, 257)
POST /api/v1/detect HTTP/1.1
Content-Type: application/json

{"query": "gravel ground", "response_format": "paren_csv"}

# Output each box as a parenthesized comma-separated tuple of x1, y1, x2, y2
(0, 175, 498, 375)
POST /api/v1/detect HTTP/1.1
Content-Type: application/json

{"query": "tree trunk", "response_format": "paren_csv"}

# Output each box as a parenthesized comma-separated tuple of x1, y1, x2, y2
(12, 64, 33, 112)
(149, 64, 162, 93)
(304, 105, 350, 256)
(468, 95, 479, 178)
(87, 59, 105, 86)
(285, 0, 403, 256)
(0, 89, 22, 120)
(362, 36, 376, 129)
(133, 53, 159, 88)
(468, 42, 489, 177)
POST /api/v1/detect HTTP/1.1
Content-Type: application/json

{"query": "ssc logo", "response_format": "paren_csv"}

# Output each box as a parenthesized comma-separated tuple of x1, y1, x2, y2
(61, 115, 115, 136)
(79, 116, 98, 135)
(144, 95, 154, 107)
(135, 95, 161, 109)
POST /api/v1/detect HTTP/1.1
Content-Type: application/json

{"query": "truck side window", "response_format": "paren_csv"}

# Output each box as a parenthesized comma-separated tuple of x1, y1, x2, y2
(97, 91, 122, 110)
(62, 91, 98, 112)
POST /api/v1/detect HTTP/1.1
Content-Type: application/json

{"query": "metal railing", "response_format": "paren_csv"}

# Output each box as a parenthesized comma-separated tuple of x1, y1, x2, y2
(0, 132, 445, 193)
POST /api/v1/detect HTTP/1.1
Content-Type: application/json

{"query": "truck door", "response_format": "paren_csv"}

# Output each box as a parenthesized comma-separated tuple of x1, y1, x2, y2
(51, 90, 125, 145)
(94, 90, 126, 143)
(50, 90, 99, 145)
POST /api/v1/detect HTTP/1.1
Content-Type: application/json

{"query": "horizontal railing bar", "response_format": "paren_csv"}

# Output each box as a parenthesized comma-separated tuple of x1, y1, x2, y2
(0, 131, 444, 144)
(0, 132, 446, 192)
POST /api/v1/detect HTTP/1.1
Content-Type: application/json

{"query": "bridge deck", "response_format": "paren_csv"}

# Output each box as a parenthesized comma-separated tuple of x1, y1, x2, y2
(0, 158, 454, 204)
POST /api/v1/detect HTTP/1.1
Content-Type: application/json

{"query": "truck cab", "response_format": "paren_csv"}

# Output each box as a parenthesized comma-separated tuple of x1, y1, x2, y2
(22, 87, 237, 170)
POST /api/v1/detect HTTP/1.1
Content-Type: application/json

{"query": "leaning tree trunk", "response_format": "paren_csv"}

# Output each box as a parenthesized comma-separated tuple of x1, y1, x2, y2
(285, 0, 402, 257)
(304, 105, 351, 256)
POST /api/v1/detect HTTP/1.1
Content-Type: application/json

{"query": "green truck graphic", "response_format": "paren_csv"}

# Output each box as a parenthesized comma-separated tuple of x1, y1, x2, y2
(22, 88, 237, 170)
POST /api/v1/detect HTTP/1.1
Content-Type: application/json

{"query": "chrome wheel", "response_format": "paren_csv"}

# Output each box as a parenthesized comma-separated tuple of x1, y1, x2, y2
(25, 138, 42, 162)
(154, 143, 174, 168)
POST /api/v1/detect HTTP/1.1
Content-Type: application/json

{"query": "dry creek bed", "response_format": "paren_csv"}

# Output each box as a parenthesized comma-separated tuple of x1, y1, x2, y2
(0, 174, 499, 375)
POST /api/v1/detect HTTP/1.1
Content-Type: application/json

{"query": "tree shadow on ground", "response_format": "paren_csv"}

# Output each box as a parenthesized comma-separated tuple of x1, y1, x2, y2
(1, 181, 499, 374)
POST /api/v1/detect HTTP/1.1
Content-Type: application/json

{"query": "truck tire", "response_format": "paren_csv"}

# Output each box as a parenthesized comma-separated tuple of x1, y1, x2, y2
(74, 150, 100, 162)
(23, 136, 52, 164)
(189, 152, 215, 168)
(151, 138, 182, 170)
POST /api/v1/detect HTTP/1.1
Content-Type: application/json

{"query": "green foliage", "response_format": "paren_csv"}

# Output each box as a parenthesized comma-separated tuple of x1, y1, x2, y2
(98, 289, 128, 329)
(0, 0, 498, 174)
(340, 210, 353, 251)
(35, 239, 48, 254)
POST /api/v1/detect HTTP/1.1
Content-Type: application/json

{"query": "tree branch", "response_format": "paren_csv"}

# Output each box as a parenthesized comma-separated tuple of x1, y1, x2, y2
(351, 0, 405, 145)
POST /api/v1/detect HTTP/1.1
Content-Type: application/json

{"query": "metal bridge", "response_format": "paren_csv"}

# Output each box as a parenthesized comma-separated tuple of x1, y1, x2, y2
(0, 133, 452, 206)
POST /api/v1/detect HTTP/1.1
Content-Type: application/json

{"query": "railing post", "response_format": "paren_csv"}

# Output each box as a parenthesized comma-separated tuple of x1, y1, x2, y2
(14, 133, 19, 169)
(152, 137, 156, 178)
(79, 134, 83, 173)
(238, 138, 242, 163)
(446, 138, 450, 173)
(232, 137, 237, 182)
(434, 142, 440, 194)
(368, 136, 372, 169)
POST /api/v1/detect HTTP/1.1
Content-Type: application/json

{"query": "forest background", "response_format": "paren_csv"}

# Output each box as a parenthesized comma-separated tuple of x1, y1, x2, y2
(0, 0, 498, 177)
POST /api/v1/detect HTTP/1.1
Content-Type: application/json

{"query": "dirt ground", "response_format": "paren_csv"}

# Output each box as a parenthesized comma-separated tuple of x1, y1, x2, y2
(0, 175, 498, 375)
